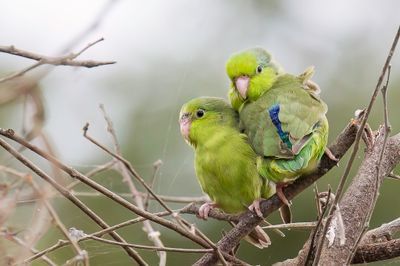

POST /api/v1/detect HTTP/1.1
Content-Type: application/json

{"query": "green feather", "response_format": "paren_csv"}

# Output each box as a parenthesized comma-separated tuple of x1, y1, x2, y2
(240, 74, 328, 158)
(227, 48, 330, 184)
(226, 47, 282, 110)
(179, 97, 274, 213)
(257, 117, 328, 183)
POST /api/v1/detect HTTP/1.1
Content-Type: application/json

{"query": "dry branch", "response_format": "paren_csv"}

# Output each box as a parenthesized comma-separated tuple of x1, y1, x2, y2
(361, 217, 400, 245)
(0, 129, 213, 250)
(316, 130, 400, 265)
(194, 117, 359, 265)
(0, 135, 146, 265)
(99, 104, 167, 266)
(311, 25, 400, 266)
(352, 238, 400, 264)
(72, 191, 207, 204)
(275, 236, 400, 265)
(0, 38, 115, 83)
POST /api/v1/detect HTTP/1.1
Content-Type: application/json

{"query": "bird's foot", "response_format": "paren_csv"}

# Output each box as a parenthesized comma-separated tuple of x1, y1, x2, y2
(276, 183, 291, 206)
(325, 147, 339, 162)
(198, 202, 218, 220)
(248, 198, 264, 217)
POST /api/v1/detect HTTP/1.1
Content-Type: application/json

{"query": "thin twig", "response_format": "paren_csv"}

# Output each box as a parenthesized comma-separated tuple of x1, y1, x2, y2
(1, 230, 56, 266)
(30, 179, 89, 265)
(83, 123, 173, 213)
(368, 64, 392, 219)
(387, 172, 400, 180)
(9, 182, 199, 206)
(315, 130, 400, 265)
(22, 210, 175, 263)
(99, 104, 167, 266)
(144, 159, 163, 211)
(0, 129, 211, 249)
(352, 238, 400, 264)
(193, 227, 229, 266)
(262, 222, 317, 230)
(59, 0, 120, 54)
(314, 183, 322, 217)
(0, 38, 115, 83)
(307, 187, 331, 265)
(72, 190, 207, 204)
(260, 219, 285, 237)
(84, 117, 223, 263)
(88, 235, 213, 253)
(361, 217, 400, 244)
(311, 25, 400, 266)
(0, 136, 147, 265)
(348, 64, 394, 265)
(194, 118, 359, 265)
(67, 160, 117, 190)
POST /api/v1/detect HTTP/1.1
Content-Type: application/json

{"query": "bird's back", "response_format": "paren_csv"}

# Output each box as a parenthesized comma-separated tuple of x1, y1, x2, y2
(240, 74, 328, 159)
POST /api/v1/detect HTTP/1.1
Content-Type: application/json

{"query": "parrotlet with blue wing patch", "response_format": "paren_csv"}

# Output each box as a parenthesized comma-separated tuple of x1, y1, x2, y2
(226, 48, 336, 210)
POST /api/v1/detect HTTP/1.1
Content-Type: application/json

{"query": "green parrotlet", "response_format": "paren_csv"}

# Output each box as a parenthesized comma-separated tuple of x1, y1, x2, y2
(226, 48, 336, 207)
(179, 97, 274, 248)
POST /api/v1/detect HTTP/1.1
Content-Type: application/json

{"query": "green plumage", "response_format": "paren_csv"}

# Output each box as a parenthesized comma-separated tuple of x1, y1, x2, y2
(240, 74, 327, 158)
(226, 48, 329, 184)
(179, 97, 274, 213)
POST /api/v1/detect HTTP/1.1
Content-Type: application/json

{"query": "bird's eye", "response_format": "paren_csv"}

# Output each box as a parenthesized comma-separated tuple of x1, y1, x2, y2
(256, 65, 263, 74)
(196, 109, 205, 118)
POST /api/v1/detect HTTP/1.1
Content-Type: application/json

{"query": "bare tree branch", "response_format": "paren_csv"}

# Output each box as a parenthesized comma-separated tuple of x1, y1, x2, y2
(99, 104, 167, 266)
(352, 238, 400, 264)
(0, 128, 212, 249)
(361, 218, 400, 245)
(1, 229, 56, 266)
(0, 38, 115, 83)
(275, 236, 400, 265)
(194, 117, 359, 265)
(316, 130, 400, 265)
(0, 135, 147, 265)
(72, 191, 207, 204)
(29, 179, 89, 265)
(311, 25, 400, 266)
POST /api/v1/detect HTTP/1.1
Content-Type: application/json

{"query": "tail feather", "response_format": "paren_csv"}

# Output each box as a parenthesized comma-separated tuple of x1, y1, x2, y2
(279, 205, 292, 224)
(244, 225, 271, 249)
(230, 222, 271, 249)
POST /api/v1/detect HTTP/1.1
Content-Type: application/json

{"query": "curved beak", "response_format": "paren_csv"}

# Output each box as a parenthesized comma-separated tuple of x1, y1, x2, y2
(179, 116, 191, 140)
(235, 76, 250, 99)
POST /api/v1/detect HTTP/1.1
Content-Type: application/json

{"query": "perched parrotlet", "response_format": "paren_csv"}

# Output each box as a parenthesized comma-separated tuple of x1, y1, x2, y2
(179, 97, 274, 248)
(226, 48, 336, 207)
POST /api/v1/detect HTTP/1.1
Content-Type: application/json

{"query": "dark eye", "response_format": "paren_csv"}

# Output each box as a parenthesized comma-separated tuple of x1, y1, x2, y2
(196, 109, 205, 118)
(256, 65, 263, 74)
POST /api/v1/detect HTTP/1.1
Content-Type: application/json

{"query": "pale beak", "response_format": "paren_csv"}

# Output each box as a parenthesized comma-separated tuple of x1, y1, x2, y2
(179, 117, 191, 140)
(235, 76, 250, 99)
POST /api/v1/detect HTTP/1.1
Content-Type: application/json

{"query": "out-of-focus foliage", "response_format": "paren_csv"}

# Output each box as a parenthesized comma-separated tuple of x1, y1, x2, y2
(0, 1, 399, 265)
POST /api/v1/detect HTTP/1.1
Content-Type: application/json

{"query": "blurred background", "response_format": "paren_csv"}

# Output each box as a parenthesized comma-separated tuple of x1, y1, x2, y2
(0, 0, 399, 265)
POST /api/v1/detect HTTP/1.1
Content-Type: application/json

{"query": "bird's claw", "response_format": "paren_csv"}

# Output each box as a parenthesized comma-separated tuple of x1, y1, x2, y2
(198, 202, 217, 220)
(276, 184, 291, 206)
(248, 199, 264, 217)
(362, 124, 375, 149)
(325, 147, 339, 162)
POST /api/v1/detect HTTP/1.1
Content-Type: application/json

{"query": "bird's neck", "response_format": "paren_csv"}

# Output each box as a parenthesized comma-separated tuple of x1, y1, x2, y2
(193, 126, 236, 150)
(248, 71, 280, 102)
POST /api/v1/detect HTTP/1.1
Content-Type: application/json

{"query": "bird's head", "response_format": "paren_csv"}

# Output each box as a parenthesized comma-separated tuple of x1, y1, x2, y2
(179, 97, 238, 147)
(226, 48, 282, 110)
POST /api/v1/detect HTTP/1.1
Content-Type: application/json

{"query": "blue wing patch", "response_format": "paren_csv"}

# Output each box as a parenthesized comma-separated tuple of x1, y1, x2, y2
(268, 104, 292, 149)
